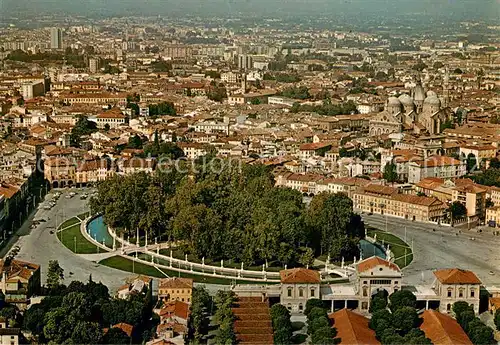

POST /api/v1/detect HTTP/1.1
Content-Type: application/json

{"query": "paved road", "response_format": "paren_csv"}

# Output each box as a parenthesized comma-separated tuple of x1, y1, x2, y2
(362, 213, 500, 286)
(4, 188, 130, 291)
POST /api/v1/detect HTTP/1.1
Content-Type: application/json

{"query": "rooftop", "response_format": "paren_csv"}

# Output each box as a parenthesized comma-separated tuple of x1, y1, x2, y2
(433, 268, 481, 285)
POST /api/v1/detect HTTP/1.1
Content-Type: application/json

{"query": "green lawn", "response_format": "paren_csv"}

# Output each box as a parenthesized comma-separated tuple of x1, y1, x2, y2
(100, 255, 278, 285)
(367, 228, 413, 268)
(59, 217, 81, 229)
(77, 212, 90, 220)
(57, 224, 101, 254)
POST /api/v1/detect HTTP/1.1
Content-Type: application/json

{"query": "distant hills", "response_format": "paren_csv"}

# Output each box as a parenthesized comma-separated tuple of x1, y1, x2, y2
(1, 0, 498, 22)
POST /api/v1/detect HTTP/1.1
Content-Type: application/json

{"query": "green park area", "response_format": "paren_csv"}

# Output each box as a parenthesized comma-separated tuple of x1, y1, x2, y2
(99, 255, 276, 285)
(57, 217, 101, 254)
(366, 228, 413, 268)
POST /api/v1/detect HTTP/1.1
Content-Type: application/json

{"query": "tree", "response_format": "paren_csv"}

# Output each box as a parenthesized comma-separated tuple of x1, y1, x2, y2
(298, 247, 315, 267)
(433, 61, 444, 69)
(412, 61, 428, 72)
(271, 304, 292, 345)
(449, 201, 467, 220)
(466, 153, 478, 173)
(46, 260, 64, 290)
(305, 299, 325, 317)
(453, 301, 472, 318)
(467, 319, 494, 345)
(392, 306, 419, 334)
(370, 295, 387, 313)
(214, 318, 236, 345)
(383, 162, 398, 183)
(495, 310, 500, 331)
(104, 123, 110, 131)
(71, 321, 102, 344)
(389, 290, 416, 312)
(70, 116, 98, 147)
(270, 304, 290, 321)
(127, 135, 143, 149)
(370, 309, 393, 335)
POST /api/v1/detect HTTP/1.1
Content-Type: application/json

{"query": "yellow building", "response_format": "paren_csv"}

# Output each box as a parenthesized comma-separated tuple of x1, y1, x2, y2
(158, 277, 193, 304)
(486, 206, 500, 227)
(44, 157, 76, 188)
(353, 184, 446, 222)
(451, 184, 486, 219)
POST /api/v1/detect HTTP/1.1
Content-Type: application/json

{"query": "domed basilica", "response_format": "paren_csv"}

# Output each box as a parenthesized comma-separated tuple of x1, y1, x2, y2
(369, 79, 451, 136)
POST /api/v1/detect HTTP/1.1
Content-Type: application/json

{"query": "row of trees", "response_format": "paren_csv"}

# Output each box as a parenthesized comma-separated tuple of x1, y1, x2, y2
(213, 291, 236, 345)
(290, 99, 358, 116)
(187, 287, 211, 343)
(90, 160, 364, 267)
(270, 304, 293, 344)
(22, 260, 156, 344)
(369, 290, 432, 345)
(148, 101, 176, 116)
(453, 302, 495, 345)
(280, 86, 311, 100)
(305, 299, 336, 345)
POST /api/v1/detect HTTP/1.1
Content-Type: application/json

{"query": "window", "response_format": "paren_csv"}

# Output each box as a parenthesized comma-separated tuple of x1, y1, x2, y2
(299, 288, 304, 297)
(287, 288, 292, 297)
(459, 289, 464, 298)
(447, 289, 452, 298)
(299, 304, 303, 312)
(370, 279, 392, 285)
(361, 302, 368, 310)
(447, 304, 451, 311)
(310, 288, 315, 297)
(471, 290, 475, 298)
(363, 281, 368, 284)
(394, 281, 398, 285)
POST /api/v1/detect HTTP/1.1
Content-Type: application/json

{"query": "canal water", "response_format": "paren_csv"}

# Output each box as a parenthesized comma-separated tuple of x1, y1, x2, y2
(86, 216, 114, 248)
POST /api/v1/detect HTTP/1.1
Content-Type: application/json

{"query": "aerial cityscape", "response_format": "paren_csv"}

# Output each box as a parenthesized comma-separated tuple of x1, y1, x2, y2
(0, 0, 499, 344)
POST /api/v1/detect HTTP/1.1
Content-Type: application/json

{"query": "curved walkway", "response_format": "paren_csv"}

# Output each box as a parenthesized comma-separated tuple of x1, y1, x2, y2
(79, 216, 355, 283)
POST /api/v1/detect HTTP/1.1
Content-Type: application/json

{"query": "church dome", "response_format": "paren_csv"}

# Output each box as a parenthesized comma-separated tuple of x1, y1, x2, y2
(426, 90, 438, 98)
(413, 83, 425, 101)
(387, 97, 402, 107)
(398, 94, 414, 106)
(424, 96, 441, 107)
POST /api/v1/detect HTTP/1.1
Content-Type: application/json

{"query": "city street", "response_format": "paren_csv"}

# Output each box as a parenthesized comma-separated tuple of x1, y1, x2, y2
(2, 188, 130, 291)
(362, 213, 500, 286)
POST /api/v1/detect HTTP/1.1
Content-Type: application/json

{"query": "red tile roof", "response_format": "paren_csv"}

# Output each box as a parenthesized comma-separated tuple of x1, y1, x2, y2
(420, 310, 472, 345)
(111, 323, 134, 337)
(433, 269, 481, 285)
(159, 277, 193, 289)
(329, 309, 380, 345)
(357, 257, 401, 274)
(280, 268, 320, 284)
(159, 301, 190, 321)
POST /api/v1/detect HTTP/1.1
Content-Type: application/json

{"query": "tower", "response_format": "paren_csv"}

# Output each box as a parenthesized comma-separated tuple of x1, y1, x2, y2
(50, 28, 63, 50)
(241, 73, 247, 93)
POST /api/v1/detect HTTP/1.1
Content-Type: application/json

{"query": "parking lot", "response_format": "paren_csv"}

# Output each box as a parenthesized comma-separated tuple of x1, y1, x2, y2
(3, 187, 130, 291)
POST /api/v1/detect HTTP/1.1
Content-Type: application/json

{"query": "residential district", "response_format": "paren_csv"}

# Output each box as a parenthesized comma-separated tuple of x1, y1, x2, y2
(0, 12, 498, 345)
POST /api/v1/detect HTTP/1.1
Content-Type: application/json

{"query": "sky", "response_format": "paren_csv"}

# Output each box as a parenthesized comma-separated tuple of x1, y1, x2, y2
(1, 0, 499, 21)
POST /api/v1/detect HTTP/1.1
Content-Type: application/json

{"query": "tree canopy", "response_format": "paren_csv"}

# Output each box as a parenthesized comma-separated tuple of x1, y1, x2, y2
(90, 160, 364, 266)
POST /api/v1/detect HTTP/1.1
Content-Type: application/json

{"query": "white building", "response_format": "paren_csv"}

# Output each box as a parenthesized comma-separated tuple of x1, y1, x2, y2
(50, 28, 63, 49)
(21, 81, 45, 100)
(408, 156, 466, 184)
(433, 268, 481, 314)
